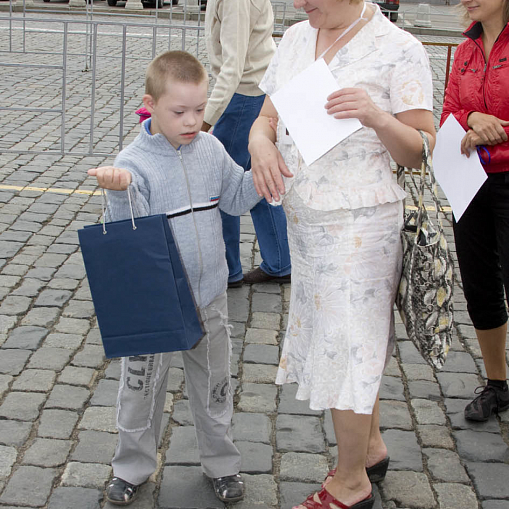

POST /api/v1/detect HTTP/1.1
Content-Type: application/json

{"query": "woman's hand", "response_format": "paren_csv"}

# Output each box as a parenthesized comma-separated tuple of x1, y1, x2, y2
(467, 112, 509, 145)
(249, 135, 292, 203)
(325, 87, 388, 129)
(88, 166, 132, 190)
(460, 129, 485, 156)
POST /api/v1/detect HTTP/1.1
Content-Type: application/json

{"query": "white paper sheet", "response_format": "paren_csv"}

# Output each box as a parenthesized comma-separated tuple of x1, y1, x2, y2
(433, 114, 487, 222)
(271, 59, 362, 167)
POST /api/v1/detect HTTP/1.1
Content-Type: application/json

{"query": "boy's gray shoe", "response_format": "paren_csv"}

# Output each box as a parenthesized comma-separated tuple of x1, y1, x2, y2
(211, 474, 245, 503)
(106, 477, 140, 505)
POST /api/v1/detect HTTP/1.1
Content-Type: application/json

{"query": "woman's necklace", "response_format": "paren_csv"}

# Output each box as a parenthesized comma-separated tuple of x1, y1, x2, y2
(317, 2, 368, 60)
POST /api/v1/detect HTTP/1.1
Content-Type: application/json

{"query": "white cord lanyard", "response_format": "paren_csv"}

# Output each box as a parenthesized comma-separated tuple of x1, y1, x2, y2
(317, 1, 368, 60)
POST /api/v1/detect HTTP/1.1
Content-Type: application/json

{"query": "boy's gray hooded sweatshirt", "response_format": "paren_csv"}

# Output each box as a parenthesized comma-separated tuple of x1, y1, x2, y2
(106, 121, 261, 309)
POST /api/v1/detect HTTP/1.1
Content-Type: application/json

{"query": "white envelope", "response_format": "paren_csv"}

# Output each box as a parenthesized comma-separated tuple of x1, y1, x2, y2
(271, 59, 362, 166)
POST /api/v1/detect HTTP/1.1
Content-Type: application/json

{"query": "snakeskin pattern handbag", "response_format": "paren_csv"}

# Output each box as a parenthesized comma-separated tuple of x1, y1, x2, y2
(395, 131, 454, 370)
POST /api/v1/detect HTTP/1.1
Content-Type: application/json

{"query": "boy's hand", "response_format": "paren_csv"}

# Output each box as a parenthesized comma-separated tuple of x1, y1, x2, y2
(88, 167, 132, 191)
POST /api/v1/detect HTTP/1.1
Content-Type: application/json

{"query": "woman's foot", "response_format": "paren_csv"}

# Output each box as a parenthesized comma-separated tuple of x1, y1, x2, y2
(293, 486, 374, 509)
(323, 456, 390, 487)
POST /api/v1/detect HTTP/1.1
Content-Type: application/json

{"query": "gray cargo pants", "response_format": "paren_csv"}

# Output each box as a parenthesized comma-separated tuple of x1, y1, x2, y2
(111, 292, 241, 485)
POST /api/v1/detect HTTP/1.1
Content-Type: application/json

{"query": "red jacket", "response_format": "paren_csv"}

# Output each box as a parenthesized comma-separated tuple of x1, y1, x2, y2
(441, 21, 509, 173)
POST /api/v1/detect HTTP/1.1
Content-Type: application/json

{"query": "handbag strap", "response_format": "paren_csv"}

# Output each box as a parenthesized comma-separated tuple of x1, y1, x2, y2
(397, 130, 444, 236)
(101, 187, 137, 234)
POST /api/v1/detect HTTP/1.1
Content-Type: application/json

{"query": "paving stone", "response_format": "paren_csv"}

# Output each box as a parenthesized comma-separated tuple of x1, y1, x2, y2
(0, 466, 57, 506)
(382, 429, 423, 472)
(276, 414, 325, 453)
(278, 384, 322, 416)
(35, 289, 72, 307)
(243, 344, 280, 365)
(0, 349, 31, 375)
(72, 345, 105, 369)
(84, 328, 102, 346)
(0, 296, 32, 315)
(166, 427, 200, 465)
(380, 400, 413, 430)
(482, 501, 509, 509)
(0, 445, 17, 480)
(63, 300, 96, 318)
(24, 266, 57, 281)
(71, 430, 117, 464)
(280, 482, 323, 509)
(466, 462, 509, 499)
(0, 241, 23, 259)
(0, 420, 32, 446)
(238, 383, 277, 413)
(12, 369, 56, 392)
(444, 398, 501, 432)
(79, 406, 117, 433)
(11, 279, 46, 297)
(22, 438, 72, 467)
(55, 317, 91, 335)
(230, 320, 246, 339)
(90, 379, 118, 407)
(379, 376, 406, 401)
(251, 292, 282, 314)
(104, 359, 122, 381)
(58, 365, 96, 386)
(159, 466, 223, 509)
(0, 391, 46, 421)
(2, 263, 29, 276)
(171, 399, 193, 426)
(46, 384, 90, 411)
(250, 312, 281, 330)
(245, 328, 279, 348)
(279, 452, 329, 482)
(21, 306, 60, 327)
(34, 253, 67, 268)
(411, 399, 447, 425)
(38, 409, 79, 439)
(407, 380, 442, 400)
(61, 462, 112, 489)
(436, 372, 480, 398)
(417, 425, 455, 449)
(423, 448, 469, 482)
(3, 326, 49, 350)
(242, 363, 278, 384)
(232, 412, 272, 444)
(453, 429, 509, 462)
(397, 340, 428, 365)
(237, 441, 273, 473)
(440, 350, 478, 373)
(45, 332, 84, 350)
(47, 487, 103, 509)
(47, 277, 80, 290)
(382, 471, 435, 509)
(28, 347, 73, 370)
(235, 473, 278, 509)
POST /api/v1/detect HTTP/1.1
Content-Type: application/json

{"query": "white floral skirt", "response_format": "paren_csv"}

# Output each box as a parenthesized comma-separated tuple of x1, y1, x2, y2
(277, 188, 404, 414)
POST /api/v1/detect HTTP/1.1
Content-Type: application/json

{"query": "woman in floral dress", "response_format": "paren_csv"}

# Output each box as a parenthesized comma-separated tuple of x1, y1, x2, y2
(248, 1, 435, 508)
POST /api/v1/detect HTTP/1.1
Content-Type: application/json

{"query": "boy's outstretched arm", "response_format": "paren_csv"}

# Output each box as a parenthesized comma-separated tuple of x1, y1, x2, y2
(88, 166, 132, 191)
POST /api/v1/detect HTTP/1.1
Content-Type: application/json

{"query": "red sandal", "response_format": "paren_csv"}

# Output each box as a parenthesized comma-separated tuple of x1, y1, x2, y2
(296, 487, 374, 509)
(323, 456, 390, 487)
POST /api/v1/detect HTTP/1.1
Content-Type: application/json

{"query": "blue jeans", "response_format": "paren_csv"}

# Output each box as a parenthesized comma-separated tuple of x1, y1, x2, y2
(213, 93, 291, 282)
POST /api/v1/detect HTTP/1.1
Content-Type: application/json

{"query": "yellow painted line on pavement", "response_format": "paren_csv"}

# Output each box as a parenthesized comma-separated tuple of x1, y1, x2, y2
(0, 184, 101, 196)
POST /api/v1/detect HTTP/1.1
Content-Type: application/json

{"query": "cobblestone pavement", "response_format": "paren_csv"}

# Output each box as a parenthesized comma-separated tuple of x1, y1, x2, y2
(1, 6, 509, 509)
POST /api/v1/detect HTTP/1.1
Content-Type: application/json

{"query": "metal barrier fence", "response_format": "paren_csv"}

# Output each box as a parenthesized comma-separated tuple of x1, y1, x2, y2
(0, 4, 458, 159)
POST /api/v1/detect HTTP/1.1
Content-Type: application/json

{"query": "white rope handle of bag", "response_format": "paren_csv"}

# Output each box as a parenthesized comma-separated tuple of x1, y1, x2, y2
(100, 186, 137, 235)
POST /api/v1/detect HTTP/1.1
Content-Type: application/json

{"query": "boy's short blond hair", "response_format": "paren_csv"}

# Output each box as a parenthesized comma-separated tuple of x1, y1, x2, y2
(145, 51, 208, 101)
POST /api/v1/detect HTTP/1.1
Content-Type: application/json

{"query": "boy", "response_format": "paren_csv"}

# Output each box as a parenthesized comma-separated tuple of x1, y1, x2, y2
(88, 50, 261, 506)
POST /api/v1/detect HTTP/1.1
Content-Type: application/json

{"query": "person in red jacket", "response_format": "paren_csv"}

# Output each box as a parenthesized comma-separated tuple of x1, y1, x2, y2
(441, 0, 509, 421)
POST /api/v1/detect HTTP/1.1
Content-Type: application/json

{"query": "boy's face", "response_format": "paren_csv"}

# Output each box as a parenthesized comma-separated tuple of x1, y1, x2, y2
(143, 78, 208, 150)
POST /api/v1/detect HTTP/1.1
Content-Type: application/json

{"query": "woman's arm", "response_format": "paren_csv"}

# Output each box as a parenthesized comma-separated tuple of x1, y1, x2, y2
(325, 87, 435, 169)
(248, 96, 293, 202)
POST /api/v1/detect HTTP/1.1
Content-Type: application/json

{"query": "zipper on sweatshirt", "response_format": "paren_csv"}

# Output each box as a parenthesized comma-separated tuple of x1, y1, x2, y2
(177, 148, 204, 306)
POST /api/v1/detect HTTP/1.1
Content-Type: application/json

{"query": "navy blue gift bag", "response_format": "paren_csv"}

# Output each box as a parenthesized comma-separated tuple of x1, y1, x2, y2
(78, 199, 204, 359)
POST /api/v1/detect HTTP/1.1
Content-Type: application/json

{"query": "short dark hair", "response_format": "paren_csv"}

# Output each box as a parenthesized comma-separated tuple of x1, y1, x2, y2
(145, 51, 208, 101)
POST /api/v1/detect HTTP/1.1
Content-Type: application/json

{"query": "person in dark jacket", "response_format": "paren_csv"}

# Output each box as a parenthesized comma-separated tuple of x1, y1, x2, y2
(441, 0, 509, 422)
